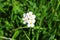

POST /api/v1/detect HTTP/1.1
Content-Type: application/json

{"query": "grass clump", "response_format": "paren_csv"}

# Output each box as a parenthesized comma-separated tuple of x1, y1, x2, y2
(0, 0, 60, 40)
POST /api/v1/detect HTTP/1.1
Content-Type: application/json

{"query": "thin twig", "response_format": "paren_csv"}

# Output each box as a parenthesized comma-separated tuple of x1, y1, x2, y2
(12, 27, 41, 31)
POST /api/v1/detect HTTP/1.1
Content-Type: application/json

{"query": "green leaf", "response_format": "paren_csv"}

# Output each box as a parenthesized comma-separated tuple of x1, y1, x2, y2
(12, 30, 20, 39)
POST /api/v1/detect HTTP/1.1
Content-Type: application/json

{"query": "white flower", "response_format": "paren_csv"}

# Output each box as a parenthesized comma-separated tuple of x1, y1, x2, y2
(22, 11, 36, 27)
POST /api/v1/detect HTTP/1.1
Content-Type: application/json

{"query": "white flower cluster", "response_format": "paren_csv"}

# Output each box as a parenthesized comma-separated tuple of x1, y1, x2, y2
(22, 12, 36, 27)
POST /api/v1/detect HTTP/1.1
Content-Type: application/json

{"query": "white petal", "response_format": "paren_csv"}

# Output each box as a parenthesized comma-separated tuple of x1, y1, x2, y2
(31, 24, 34, 27)
(32, 15, 36, 18)
(23, 22, 26, 24)
(29, 12, 33, 15)
(26, 13, 29, 16)
(23, 13, 26, 17)
(27, 12, 33, 18)
(32, 19, 36, 23)
(27, 24, 31, 27)
(23, 17, 28, 21)
(26, 13, 30, 18)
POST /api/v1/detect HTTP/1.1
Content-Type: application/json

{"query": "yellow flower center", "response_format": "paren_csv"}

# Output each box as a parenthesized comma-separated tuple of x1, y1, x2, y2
(30, 21, 32, 24)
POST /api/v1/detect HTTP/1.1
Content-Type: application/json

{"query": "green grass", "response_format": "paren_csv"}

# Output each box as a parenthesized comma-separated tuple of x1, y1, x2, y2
(0, 0, 60, 40)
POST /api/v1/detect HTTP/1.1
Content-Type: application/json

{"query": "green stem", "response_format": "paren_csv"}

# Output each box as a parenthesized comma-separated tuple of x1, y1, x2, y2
(0, 36, 15, 40)
(23, 30, 30, 40)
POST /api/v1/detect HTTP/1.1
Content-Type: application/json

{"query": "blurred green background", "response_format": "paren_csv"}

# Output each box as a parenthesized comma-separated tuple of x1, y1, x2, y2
(0, 0, 60, 40)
